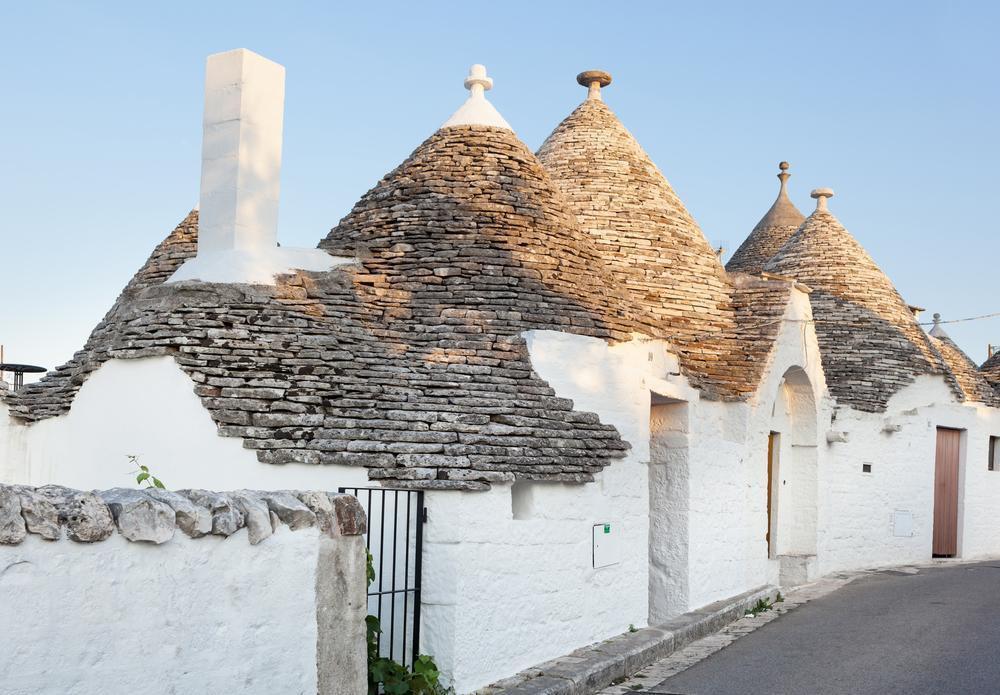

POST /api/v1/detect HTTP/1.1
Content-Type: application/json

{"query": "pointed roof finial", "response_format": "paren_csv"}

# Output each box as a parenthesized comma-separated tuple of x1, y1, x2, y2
(778, 161, 790, 187)
(811, 187, 834, 212)
(576, 70, 612, 101)
(929, 312, 950, 338)
(442, 64, 512, 131)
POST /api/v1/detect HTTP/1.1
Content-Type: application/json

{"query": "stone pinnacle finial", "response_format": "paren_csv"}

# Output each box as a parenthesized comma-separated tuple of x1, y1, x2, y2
(811, 187, 834, 212)
(577, 70, 612, 101)
(777, 161, 791, 193)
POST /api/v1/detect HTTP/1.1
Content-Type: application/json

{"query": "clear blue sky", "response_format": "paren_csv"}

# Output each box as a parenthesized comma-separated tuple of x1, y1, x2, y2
(2, 1, 998, 375)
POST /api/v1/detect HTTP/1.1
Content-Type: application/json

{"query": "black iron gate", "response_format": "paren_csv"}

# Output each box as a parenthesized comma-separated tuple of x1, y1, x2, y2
(339, 486, 425, 668)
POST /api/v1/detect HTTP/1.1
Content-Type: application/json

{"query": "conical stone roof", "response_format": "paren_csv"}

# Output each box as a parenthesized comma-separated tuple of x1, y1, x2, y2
(321, 123, 652, 342)
(536, 76, 747, 396)
(765, 191, 953, 411)
(6, 70, 651, 491)
(726, 162, 806, 274)
(980, 351, 1000, 386)
(926, 316, 998, 406)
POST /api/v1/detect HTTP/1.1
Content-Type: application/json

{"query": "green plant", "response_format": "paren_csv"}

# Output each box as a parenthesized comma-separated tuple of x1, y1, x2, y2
(628, 624, 638, 633)
(128, 455, 165, 489)
(366, 552, 453, 694)
(745, 597, 774, 617)
(775, 591, 784, 603)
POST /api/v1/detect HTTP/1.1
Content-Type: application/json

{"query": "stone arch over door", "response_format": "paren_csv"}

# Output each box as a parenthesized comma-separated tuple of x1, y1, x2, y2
(768, 366, 818, 585)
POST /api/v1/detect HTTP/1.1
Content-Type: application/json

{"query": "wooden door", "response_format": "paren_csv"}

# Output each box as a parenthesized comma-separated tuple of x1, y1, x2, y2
(933, 428, 961, 557)
(767, 432, 779, 556)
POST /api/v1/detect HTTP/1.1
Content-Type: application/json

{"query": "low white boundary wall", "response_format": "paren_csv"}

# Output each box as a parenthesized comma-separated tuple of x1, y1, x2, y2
(0, 485, 368, 695)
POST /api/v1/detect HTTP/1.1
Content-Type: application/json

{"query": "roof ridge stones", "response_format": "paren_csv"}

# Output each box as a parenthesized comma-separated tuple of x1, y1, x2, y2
(764, 198, 956, 411)
(726, 162, 806, 275)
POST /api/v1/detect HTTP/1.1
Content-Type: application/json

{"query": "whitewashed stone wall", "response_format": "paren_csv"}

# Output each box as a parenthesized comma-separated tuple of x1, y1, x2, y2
(0, 485, 367, 695)
(6, 308, 1000, 694)
(817, 375, 1000, 575)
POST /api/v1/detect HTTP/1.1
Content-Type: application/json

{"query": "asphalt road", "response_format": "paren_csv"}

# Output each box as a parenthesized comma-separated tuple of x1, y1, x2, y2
(651, 561, 1000, 695)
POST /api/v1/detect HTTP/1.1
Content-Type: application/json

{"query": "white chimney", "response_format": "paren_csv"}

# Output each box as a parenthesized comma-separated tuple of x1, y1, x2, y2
(169, 48, 341, 285)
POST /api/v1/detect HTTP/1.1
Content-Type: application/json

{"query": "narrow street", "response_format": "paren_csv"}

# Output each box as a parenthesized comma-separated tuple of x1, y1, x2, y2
(642, 562, 1000, 695)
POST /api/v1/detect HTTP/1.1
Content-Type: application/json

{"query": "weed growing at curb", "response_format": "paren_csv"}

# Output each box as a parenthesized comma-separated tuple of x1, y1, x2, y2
(745, 597, 775, 617)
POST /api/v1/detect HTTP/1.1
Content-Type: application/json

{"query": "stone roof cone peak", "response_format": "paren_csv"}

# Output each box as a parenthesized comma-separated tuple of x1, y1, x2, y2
(442, 64, 512, 131)
(725, 161, 806, 275)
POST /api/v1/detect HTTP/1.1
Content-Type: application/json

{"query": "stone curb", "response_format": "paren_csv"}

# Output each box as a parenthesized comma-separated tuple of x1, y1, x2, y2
(0, 484, 367, 546)
(483, 585, 779, 695)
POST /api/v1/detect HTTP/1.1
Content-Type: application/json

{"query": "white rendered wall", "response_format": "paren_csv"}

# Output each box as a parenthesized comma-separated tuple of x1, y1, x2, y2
(420, 331, 687, 692)
(0, 356, 369, 492)
(0, 527, 321, 694)
(815, 375, 1000, 575)
(683, 289, 827, 608)
(421, 304, 830, 692)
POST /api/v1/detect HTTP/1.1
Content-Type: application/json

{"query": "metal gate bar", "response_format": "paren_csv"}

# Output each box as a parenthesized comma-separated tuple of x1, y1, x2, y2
(339, 486, 425, 668)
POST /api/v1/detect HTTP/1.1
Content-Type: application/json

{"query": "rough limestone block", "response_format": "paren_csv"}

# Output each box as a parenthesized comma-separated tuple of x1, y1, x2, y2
(231, 491, 272, 545)
(99, 488, 176, 544)
(11, 486, 60, 540)
(295, 490, 336, 535)
(329, 494, 367, 536)
(258, 490, 316, 530)
(178, 489, 244, 537)
(0, 486, 27, 545)
(36, 485, 114, 543)
(145, 488, 213, 538)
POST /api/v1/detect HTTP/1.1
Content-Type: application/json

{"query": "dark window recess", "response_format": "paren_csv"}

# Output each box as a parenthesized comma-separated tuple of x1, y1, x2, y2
(862, 463, 872, 473)
(989, 437, 999, 471)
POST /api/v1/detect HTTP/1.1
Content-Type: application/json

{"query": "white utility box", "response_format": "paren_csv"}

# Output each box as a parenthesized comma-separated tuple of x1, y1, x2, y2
(592, 522, 621, 568)
(892, 510, 914, 537)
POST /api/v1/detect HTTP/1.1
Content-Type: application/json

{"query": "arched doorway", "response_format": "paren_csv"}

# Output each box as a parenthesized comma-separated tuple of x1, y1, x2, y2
(767, 367, 818, 585)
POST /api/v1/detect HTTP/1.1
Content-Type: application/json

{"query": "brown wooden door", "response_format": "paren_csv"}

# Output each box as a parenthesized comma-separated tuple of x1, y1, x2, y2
(767, 432, 779, 556)
(933, 428, 961, 557)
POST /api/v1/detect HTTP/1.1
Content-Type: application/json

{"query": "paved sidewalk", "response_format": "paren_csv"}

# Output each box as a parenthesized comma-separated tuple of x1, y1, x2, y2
(598, 574, 854, 694)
